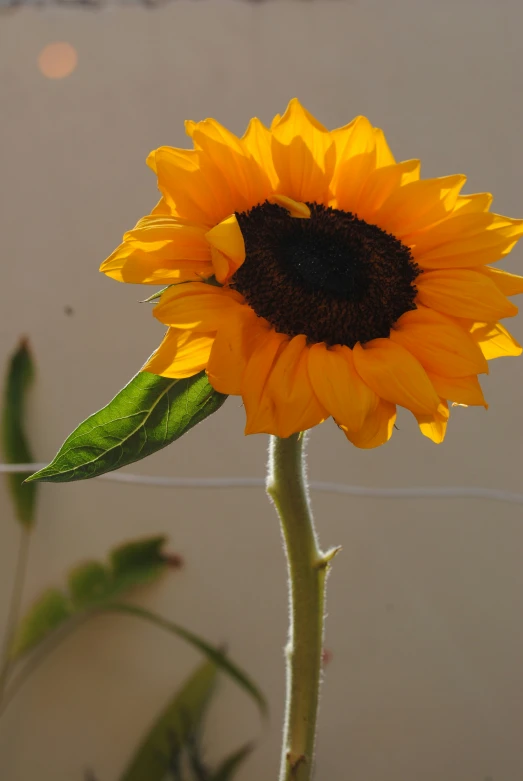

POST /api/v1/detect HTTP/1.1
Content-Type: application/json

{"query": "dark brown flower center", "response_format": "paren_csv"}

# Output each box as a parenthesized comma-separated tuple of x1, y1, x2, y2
(230, 201, 420, 348)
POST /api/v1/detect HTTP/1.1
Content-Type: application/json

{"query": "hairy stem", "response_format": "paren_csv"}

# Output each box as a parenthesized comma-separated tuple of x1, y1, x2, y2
(267, 433, 337, 781)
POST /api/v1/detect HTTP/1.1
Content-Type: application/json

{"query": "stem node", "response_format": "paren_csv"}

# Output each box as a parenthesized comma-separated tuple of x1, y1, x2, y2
(287, 751, 307, 775)
(314, 545, 343, 570)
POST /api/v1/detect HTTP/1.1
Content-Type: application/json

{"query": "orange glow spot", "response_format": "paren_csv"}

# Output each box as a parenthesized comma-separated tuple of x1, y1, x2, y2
(38, 43, 78, 80)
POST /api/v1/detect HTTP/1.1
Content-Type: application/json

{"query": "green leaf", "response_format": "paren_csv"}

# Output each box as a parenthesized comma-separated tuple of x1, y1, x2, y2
(141, 277, 220, 304)
(102, 603, 268, 719)
(27, 371, 227, 484)
(140, 287, 170, 303)
(120, 659, 218, 781)
(210, 743, 254, 781)
(9, 589, 72, 658)
(10, 536, 171, 660)
(2, 338, 37, 526)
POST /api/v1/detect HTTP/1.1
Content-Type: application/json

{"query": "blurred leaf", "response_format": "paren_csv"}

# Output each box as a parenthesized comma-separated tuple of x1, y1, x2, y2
(68, 562, 111, 609)
(9, 588, 72, 659)
(210, 743, 254, 781)
(120, 659, 218, 781)
(103, 603, 268, 719)
(10, 536, 170, 660)
(109, 536, 167, 593)
(2, 338, 37, 526)
(27, 371, 227, 484)
(186, 730, 211, 781)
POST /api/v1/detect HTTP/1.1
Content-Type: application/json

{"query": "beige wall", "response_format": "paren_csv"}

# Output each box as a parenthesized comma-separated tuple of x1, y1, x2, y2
(1, 2, 523, 780)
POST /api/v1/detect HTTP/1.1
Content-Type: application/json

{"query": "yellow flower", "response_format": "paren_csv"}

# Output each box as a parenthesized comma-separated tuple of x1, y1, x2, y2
(100, 99, 523, 447)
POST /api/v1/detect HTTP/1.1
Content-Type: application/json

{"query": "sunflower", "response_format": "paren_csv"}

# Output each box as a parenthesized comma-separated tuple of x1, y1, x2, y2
(100, 99, 523, 447)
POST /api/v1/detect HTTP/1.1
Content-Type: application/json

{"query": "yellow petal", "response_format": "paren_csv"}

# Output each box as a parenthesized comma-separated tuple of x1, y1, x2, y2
(142, 328, 214, 379)
(353, 339, 441, 415)
(415, 401, 449, 444)
(265, 335, 327, 438)
(207, 308, 266, 395)
(149, 147, 222, 225)
(100, 246, 213, 285)
(416, 269, 518, 321)
(205, 214, 246, 283)
(427, 372, 487, 407)
(307, 343, 377, 431)
(452, 192, 492, 214)
(271, 98, 335, 204)
(329, 115, 359, 160)
(150, 197, 172, 215)
(341, 399, 397, 449)
(270, 113, 282, 131)
(153, 282, 244, 331)
(146, 148, 158, 173)
(332, 116, 377, 211)
(186, 118, 271, 210)
(330, 115, 373, 166)
(478, 266, 523, 297)
(373, 127, 396, 168)
(408, 212, 506, 256)
(100, 216, 214, 285)
(373, 174, 467, 238)
(357, 159, 421, 221)
(390, 306, 488, 377)
(207, 249, 230, 285)
(409, 212, 523, 268)
(242, 330, 289, 435)
(268, 194, 311, 219)
(466, 321, 522, 359)
(124, 215, 210, 259)
(242, 117, 278, 189)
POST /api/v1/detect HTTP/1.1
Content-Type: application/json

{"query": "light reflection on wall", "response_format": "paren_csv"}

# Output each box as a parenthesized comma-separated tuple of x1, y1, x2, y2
(38, 42, 78, 79)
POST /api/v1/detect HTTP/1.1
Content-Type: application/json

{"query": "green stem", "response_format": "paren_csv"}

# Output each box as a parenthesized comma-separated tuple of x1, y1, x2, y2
(267, 433, 338, 781)
(0, 527, 31, 705)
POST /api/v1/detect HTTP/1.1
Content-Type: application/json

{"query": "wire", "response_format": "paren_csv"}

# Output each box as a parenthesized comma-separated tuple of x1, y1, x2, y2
(1, 463, 522, 505)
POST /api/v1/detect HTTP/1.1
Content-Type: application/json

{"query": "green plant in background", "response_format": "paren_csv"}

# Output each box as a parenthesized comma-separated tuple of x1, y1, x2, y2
(0, 338, 36, 705)
(85, 658, 254, 781)
(0, 338, 265, 779)
(1, 338, 36, 524)
(119, 659, 254, 781)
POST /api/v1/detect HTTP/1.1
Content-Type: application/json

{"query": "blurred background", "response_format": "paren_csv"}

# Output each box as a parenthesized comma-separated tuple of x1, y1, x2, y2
(2, 1, 523, 780)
